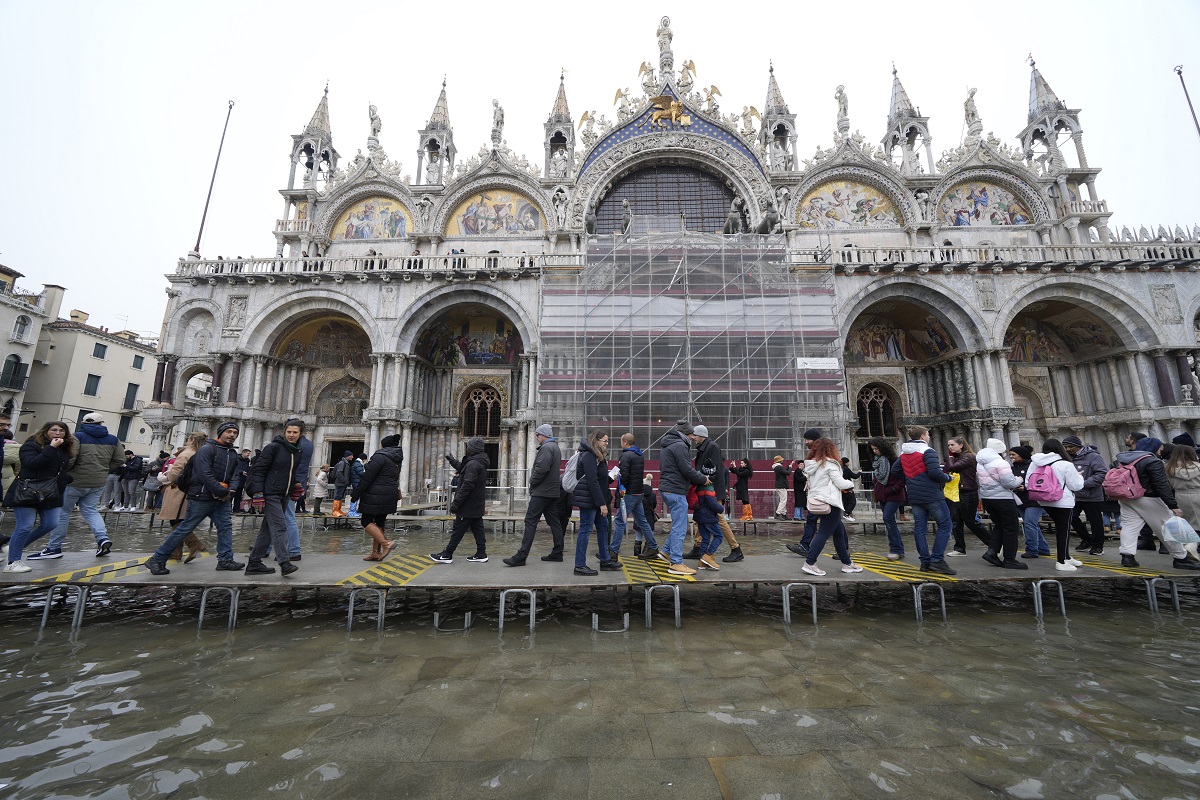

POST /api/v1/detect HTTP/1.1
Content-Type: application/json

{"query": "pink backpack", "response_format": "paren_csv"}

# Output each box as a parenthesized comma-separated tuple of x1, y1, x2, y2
(1026, 462, 1064, 502)
(1102, 454, 1150, 500)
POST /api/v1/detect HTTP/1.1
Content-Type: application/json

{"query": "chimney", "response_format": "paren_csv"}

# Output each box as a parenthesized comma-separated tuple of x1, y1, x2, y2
(69, 309, 89, 324)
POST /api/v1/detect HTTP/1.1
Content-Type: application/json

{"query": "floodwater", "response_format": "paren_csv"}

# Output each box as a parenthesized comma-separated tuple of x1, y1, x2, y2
(1, 515, 1199, 799)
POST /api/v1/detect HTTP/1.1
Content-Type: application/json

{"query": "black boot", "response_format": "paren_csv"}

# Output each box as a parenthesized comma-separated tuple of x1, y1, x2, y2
(1121, 554, 1140, 568)
(682, 546, 701, 559)
(722, 546, 744, 563)
(633, 541, 643, 557)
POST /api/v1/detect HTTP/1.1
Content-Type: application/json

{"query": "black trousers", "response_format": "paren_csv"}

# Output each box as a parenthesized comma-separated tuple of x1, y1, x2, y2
(981, 498, 1022, 561)
(1069, 501, 1105, 546)
(950, 490, 990, 549)
(515, 494, 565, 559)
(444, 516, 486, 556)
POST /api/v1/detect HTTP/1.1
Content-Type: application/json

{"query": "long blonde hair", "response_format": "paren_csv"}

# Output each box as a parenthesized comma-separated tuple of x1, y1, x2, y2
(587, 430, 609, 459)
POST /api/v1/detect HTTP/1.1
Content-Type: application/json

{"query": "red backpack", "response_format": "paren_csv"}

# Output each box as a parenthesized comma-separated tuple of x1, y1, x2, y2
(1102, 454, 1150, 500)
(1026, 462, 1064, 502)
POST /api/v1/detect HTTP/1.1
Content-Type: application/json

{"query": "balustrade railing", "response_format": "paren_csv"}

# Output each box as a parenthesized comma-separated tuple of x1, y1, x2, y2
(177, 252, 584, 276)
(275, 219, 312, 233)
(1058, 200, 1108, 216)
(825, 241, 1199, 266)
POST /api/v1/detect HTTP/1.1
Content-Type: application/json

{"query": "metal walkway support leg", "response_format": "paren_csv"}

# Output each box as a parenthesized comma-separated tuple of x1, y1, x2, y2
(782, 582, 818, 626)
(1031, 579, 1066, 618)
(592, 612, 630, 633)
(40, 585, 90, 633)
(198, 587, 240, 631)
(499, 588, 537, 633)
(347, 587, 388, 632)
(912, 582, 947, 623)
(432, 611, 474, 632)
(1144, 577, 1181, 615)
(644, 584, 681, 629)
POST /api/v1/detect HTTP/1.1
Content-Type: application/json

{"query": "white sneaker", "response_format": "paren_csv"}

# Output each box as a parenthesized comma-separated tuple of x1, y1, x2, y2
(1068, 557, 1083, 567)
(841, 563, 863, 573)
(886, 553, 902, 561)
(945, 550, 966, 557)
(801, 562, 826, 576)
(842, 515, 856, 522)
(3, 560, 32, 573)
(1055, 561, 1077, 572)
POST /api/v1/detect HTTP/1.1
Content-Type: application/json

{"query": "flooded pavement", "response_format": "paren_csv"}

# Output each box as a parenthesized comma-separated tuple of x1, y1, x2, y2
(1, 515, 1198, 798)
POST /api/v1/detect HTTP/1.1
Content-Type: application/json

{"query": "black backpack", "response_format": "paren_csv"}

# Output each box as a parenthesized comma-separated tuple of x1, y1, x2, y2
(177, 456, 196, 493)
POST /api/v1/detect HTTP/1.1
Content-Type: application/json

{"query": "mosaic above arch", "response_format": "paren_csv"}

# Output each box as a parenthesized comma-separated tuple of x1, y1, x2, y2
(272, 316, 372, 369)
(846, 307, 958, 364)
(937, 181, 1032, 227)
(332, 196, 412, 240)
(445, 190, 542, 236)
(1004, 302, 1124, 362)
(413, 303, 524, 367)
(796, 180, 901, 229)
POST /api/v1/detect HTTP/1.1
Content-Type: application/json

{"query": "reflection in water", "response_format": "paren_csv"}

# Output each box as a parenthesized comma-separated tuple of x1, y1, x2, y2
(0, 519, 1197, 797)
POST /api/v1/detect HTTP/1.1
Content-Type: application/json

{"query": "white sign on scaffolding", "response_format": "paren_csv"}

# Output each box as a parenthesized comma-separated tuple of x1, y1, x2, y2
(796, 357, 840, 370)
(752, 440, 776, 449)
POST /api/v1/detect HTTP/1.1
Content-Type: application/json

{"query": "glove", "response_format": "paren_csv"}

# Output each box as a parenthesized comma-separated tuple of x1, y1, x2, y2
(290, 483, 304, 501)
(251, 493, 265, 512)
(449, 504, 460, 516)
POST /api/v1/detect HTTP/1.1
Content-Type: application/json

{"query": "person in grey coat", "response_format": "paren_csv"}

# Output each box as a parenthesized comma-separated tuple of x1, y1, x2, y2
(505, 424, 565, 566)
(655, 420, 710, 575)
(1062, 435, 1109, 553)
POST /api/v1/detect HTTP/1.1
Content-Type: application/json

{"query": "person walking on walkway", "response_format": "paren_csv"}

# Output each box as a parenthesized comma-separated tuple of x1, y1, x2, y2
(1112, 437, 1199, 571)
(145, 423, 245, 576)
(3, 421, 75, 573)
(1027, 439, 1085, 572)
(504, 424, 566, 566)
(245, 421, 305, 576)
(785, 428, 823, 557)
(609, 432, 659, 561)
(430, 436, 490, 564)
(570, 431, 618, 576)
(732, 458, 754, 520)
(31, 412, 123, 560)
(1009, 445, 1050, 558)
(142, 450, 170, 511)
(655, 420, 710, 576)
(117, 450, 143, 511)
(232, 449, 252, 513)
(798, 438, 861, 576)
(281, 422, 312, 561)
(346, 455, 366, 517)
(840, 457, 860, 522)
(692, 484, 725, 570)
(331, 451, 354, 518)
(869, 438, 906, 561)
(156, 433, 210, 563)
(687, 425, 743, 562)
(975, 438, 1028, 570)
(1062, 435, 1108, 554)
(890, 425, 955, 575)
(352, 434, 403, 562)
(772, 455, 793, 519)
(309, 465, 329, 516)
(945, 437, 989, 555)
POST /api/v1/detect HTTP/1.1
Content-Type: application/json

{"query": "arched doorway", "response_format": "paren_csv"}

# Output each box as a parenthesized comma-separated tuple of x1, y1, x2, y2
(460, 384, 503, 484)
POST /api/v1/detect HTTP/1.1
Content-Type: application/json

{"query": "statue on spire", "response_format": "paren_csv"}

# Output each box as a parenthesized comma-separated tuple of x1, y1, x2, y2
(368, 104, 382, 139)
(835, 85, 849, 134)
(964, 88, 983, 140)
(491, 99, 505, 147)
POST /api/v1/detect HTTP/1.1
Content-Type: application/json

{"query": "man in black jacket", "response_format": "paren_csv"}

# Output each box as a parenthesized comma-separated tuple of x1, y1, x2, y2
(505, 424, 564, 566)
(245, 420, 304, 576)
(146, 422, 245, 575)
(686, 425, 743, 562)
(611, 432, 659, 560)
(431, 436, 490, 563)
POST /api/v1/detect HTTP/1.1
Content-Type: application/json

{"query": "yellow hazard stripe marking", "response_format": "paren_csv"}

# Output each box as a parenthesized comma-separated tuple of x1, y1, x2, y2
(639, 557, 696, 583)
(843, 552, 958, 583)
(339, 554, 433, 587)
(33, 556, 153, 584)
(1072, 555, 1165, 579)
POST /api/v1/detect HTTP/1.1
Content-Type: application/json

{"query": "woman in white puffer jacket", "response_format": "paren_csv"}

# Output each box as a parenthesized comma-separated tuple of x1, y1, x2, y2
(1027, 439, 1085, 571)
(799, 438, 861, 577)
(976, 438, 1027, 570)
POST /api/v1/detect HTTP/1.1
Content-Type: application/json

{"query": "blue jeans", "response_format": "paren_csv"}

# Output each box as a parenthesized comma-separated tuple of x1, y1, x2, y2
(696, 517, 723, 555)
(575, 507, 611, 567)
(1022, 506, 1050, 554)
(805, 507, 851, 566)
(7, 507, 63, 563)
(285, 498, 301, 558)
(49, 485, 109, 552)
(910, 500, 952, 565)
(611, 493, 657, 551)
(661, 492, 690, 564)
(882, 499, 904, 557)
(153, 497, 235, 563)
(799, 512, 819, 549)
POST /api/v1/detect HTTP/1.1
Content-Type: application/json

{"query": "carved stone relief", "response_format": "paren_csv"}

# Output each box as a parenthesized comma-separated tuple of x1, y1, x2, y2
(1150, 284, 1183, 324)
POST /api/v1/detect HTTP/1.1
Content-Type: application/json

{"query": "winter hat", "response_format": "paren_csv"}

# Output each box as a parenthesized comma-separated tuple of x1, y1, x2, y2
(1061, 435, 1084, 448)
(675, 420, 694, 435)
(1010, 445, 1033, 461)
(466, 436, 486, 454)
(985, 438, 1007, 453)
(535, 424, 554, 438)
(1172, 432, 1196, 448)
(158, 450, 170, 459)
(802, 428, 822, 441)
(82, 412, 105, 424)
(381, 434, 401, 448)
(1134, 437, 1164, 454)
(216, 421, 239, 436)
(773, 455, 784, 463)
(343, 450, 354, 458)
(693, 424, 709, 438)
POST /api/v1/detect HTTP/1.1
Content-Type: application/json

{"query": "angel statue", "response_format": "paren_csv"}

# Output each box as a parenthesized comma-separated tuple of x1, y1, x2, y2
(638, 61, 658, 95)
(702, 85, 722, 114)
(614, 87, 634, 122)
(677, 59, 696, 93)
(740, 106, 761, 138)
(578, 110, 598, 148)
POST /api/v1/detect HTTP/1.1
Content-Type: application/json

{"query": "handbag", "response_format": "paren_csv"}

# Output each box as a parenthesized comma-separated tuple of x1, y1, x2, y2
(14, 475, 59, 505)
(943, 472, 961, 503)
(806, 497, 832, 516)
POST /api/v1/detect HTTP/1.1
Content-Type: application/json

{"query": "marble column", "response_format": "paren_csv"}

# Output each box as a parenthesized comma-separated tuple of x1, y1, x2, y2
(1175, 351, 1199, 402)
(1067, 365, 1087, 415)
(1124, 354, 1148, 408)
(212, 357, 225, 403)
(1104, 359, 1126, 410)
(962, 356, 979, 409)
(1151, 350, 1177, 406)
(227, 356, 243, 405)
(1101, 425, 1120, 462)
(400, 422, 412, 493)
(297, 368, 311, 413)
(932, 366, 945, 413)
(398, 356, 411, 409)
(252, 356, 267, 407)
(1086, 362, 1107, 414)
(152, 357, 167, 403)
(163, 357, 178, 406)
(263, 360, 277, 410)
(527, 353, 538, 410)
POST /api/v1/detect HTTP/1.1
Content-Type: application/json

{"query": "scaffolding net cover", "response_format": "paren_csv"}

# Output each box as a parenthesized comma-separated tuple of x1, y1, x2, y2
(538, 232, 845, 457)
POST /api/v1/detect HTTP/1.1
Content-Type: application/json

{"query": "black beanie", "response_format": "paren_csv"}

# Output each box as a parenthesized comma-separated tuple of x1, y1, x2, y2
(1010, 445, 1033, 461)
(803, 428, 822, 441)
(1172, 432, 1196, 448)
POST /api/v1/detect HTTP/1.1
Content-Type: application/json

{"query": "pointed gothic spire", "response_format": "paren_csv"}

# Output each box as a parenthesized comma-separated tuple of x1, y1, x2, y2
(764, 63, 789, 115)
(427, 79, 451, 130)
(886, 65, 918, 127)
(549, 72, 571, 122)
(1027, 57, 1066, 121)
(305, 83, 331, 136)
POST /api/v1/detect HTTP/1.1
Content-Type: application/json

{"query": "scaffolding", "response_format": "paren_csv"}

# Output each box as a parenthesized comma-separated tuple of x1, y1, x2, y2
(538, 230, 846, 458)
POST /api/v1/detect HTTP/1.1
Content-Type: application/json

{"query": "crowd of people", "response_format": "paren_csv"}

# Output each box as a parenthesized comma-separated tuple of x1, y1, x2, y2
(3, 414, 1198, 581)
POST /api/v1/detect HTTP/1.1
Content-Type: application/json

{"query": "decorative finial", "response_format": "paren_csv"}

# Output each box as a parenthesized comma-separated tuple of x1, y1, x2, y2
(323, 81, 329, 95)
(1027, 53, 1035, 68)
(769, 60, 774, 75)
(892, 62, 897, 77)
(560, 70, 565, 82)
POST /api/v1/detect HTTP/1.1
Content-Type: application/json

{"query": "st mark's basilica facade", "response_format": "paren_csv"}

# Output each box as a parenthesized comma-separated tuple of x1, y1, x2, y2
(145, 17, 1200, 491)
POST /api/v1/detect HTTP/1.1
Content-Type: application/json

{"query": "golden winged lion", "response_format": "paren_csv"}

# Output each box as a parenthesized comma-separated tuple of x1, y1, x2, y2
(641, 95, 686, 129)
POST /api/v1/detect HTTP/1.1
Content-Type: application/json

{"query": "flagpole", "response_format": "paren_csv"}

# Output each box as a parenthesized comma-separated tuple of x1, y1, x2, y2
(192, 100, 235, 255)
(1176, 66, 1200, 144)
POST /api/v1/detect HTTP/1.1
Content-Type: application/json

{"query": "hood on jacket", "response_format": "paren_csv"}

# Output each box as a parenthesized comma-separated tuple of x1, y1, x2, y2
(623, 445, 644, 456)
(657, 429, 691, 450)
(1030, 453, 1063, 467)
(375, 446, 404, 466)
(803, 458, 835, 477)
(1074, 444, 1100, 458)
(900, 440, 932, 456)
(1115, 450, 1155, 465)
(976, 448, 1005, 466)
(77, 424, 118, 445)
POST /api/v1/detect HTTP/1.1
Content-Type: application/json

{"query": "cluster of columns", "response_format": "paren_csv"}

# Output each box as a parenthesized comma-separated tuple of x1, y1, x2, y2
(906, 350, 1013, 416)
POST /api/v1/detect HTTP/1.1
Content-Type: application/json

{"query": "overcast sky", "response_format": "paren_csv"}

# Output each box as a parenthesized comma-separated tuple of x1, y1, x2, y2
(2, 0, 1199, 335)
